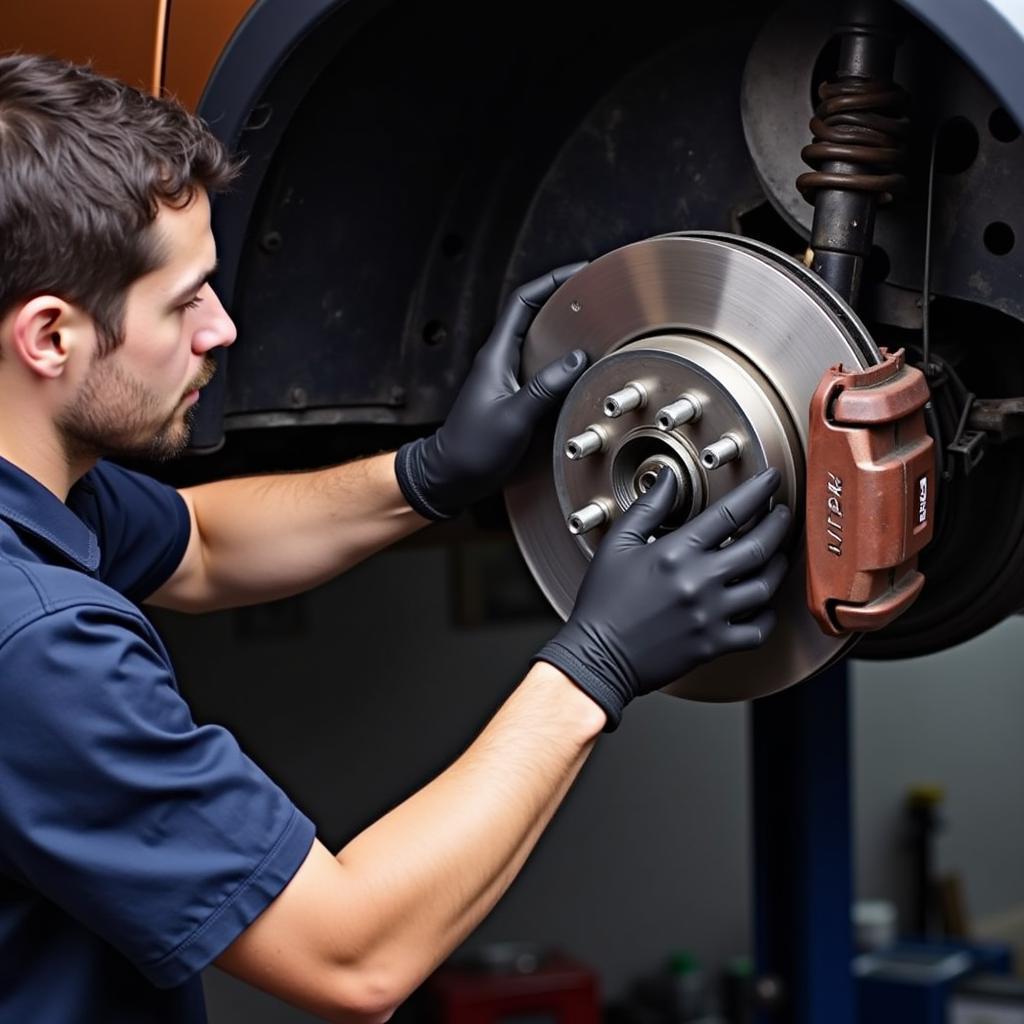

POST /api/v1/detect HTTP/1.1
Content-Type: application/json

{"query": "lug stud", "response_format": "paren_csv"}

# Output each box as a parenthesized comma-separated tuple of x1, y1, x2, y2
(565, 426, 607, 461)
(655, 394, 702, 431)
(701, 434, 743, 470)
(603, 382, 647, 418)
(567, 501, 610, 535)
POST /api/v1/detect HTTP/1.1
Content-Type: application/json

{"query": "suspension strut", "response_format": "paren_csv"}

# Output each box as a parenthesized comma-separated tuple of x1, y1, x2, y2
(797, 0, 909, 305)
(799, 0, 936, 636)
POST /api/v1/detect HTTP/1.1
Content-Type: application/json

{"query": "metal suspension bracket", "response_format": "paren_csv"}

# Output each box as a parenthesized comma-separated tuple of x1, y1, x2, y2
(807, 348, 936, 636)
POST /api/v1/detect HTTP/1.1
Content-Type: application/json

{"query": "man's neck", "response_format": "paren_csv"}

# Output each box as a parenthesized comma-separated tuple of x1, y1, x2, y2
(0, 351, 98, 501)
(0, 427, 94, 502)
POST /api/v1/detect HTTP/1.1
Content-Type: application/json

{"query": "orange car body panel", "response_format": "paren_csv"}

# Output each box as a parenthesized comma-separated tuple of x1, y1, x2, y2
(0, 0, 258, 111)
(1, 0, 169, 94)
(164, 0, 258, 111)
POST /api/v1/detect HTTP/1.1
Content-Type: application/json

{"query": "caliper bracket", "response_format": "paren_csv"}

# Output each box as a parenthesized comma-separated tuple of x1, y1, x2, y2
(806, 348, 936, 636)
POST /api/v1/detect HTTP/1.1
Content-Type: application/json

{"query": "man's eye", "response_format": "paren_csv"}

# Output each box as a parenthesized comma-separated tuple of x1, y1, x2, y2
(181, 296, 204, 312)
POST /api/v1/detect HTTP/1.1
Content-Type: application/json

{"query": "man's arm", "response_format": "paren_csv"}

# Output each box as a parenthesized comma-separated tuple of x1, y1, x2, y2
(149, 265, 590, 614)
(148, 452, 427, 613)
(212, 471, 791, 1024)
(214, 662, 605, 1024)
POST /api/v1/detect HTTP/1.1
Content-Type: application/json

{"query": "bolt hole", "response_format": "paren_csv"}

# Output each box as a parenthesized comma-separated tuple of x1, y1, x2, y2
(422, 320, 448, 346)
(244, 103, 274, 132)
(935, 116, 980, 175)
(989, 107, 1021, 143)
(984, 221, 1015, 255)
(260, 230, 283, 254)
(568, 517, 583, 535)
(656, 414, 672, 430)
(604, 400, 617, 416)
(702, 453, 716, 468)
(566, 442, 581, 459)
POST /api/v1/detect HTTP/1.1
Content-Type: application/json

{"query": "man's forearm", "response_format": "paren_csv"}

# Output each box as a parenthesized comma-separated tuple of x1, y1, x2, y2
(166, 452, 427, 611)
(335, 663, 603, 975)
(215, 663, 606, 1021)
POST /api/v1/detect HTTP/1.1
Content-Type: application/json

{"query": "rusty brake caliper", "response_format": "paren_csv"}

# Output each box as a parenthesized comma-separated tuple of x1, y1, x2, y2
(806, 347, 935, 635)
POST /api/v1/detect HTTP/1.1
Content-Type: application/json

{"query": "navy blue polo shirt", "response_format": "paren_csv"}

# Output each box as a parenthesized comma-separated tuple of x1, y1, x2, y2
(0, 456, 317, 1023)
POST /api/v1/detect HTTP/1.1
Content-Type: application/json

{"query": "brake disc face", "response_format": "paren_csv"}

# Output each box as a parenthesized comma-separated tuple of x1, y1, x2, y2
(505, 232, 881, 702)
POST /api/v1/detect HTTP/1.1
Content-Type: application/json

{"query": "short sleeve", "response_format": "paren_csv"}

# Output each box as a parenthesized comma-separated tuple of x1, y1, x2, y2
(0, 604, 316, 989)
(68, 461, 192, 602)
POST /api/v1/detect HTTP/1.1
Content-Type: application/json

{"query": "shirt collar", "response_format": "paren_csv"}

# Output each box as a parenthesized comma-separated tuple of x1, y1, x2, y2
(0, 456, 100, 572)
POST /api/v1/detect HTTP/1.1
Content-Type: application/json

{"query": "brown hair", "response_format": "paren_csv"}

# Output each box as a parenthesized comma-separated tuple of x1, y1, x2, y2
(0, 52, 241, 355)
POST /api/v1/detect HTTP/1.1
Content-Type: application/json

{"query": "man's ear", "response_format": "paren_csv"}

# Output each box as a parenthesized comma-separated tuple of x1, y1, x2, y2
(9, 296, 94, 379)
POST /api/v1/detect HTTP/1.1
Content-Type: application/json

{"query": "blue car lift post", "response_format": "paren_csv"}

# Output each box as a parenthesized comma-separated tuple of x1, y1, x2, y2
(753, 662, 855, 1024)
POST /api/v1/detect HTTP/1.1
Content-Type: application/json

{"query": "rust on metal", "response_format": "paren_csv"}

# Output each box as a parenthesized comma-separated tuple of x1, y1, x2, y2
(806, 348, 936, 636)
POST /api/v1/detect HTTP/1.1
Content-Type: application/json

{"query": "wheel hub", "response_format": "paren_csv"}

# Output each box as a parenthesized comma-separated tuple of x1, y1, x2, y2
(505, 232, 882, 702)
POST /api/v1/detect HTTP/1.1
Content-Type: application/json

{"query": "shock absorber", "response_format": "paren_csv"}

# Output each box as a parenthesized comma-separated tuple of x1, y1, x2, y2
(797, 0, 909, 306)
(799, 0, 937, 639)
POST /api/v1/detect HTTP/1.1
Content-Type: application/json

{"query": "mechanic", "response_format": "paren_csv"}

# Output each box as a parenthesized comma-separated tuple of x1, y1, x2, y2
(0, 54, 790, 1024)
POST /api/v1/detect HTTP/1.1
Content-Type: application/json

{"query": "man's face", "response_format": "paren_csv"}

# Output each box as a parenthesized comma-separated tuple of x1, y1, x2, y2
(57, 189, 237, 462)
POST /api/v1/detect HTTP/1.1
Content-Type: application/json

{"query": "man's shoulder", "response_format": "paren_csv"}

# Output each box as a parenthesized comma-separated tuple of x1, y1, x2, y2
(0, 533, 145, 651)
(69, 460, 191, 605)
(71, 459, 179, 526)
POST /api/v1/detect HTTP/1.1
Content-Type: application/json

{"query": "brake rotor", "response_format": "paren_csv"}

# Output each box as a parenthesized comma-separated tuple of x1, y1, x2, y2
(505, 232, 882, 702)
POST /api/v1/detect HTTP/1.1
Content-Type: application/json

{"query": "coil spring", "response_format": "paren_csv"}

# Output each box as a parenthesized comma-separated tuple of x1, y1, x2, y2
(796, 77, 910, 204)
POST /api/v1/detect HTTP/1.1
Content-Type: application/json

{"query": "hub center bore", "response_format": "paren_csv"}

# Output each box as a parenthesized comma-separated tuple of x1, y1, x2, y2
(612, 434, 697, 528)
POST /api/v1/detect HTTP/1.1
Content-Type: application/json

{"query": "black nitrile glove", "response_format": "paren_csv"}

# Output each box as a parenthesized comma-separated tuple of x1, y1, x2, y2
(535, 468, 791, 730)
(395, 262, 589, 520)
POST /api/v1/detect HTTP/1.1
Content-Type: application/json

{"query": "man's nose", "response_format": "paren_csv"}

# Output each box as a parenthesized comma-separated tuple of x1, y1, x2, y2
(192, 285, 237, 353)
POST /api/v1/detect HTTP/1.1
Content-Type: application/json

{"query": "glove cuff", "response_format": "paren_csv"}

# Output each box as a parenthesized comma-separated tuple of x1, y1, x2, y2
(532, 640, 625, 732)
(395, 439, 458, 522)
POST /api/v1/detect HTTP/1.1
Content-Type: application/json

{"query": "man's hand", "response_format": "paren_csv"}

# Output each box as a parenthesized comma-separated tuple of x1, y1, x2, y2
(535, 468, 791, 729)
(395, 262, 589, 520)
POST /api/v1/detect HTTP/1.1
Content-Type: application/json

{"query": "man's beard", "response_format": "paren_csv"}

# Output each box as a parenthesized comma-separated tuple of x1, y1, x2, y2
(57, 356, 217, 464)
